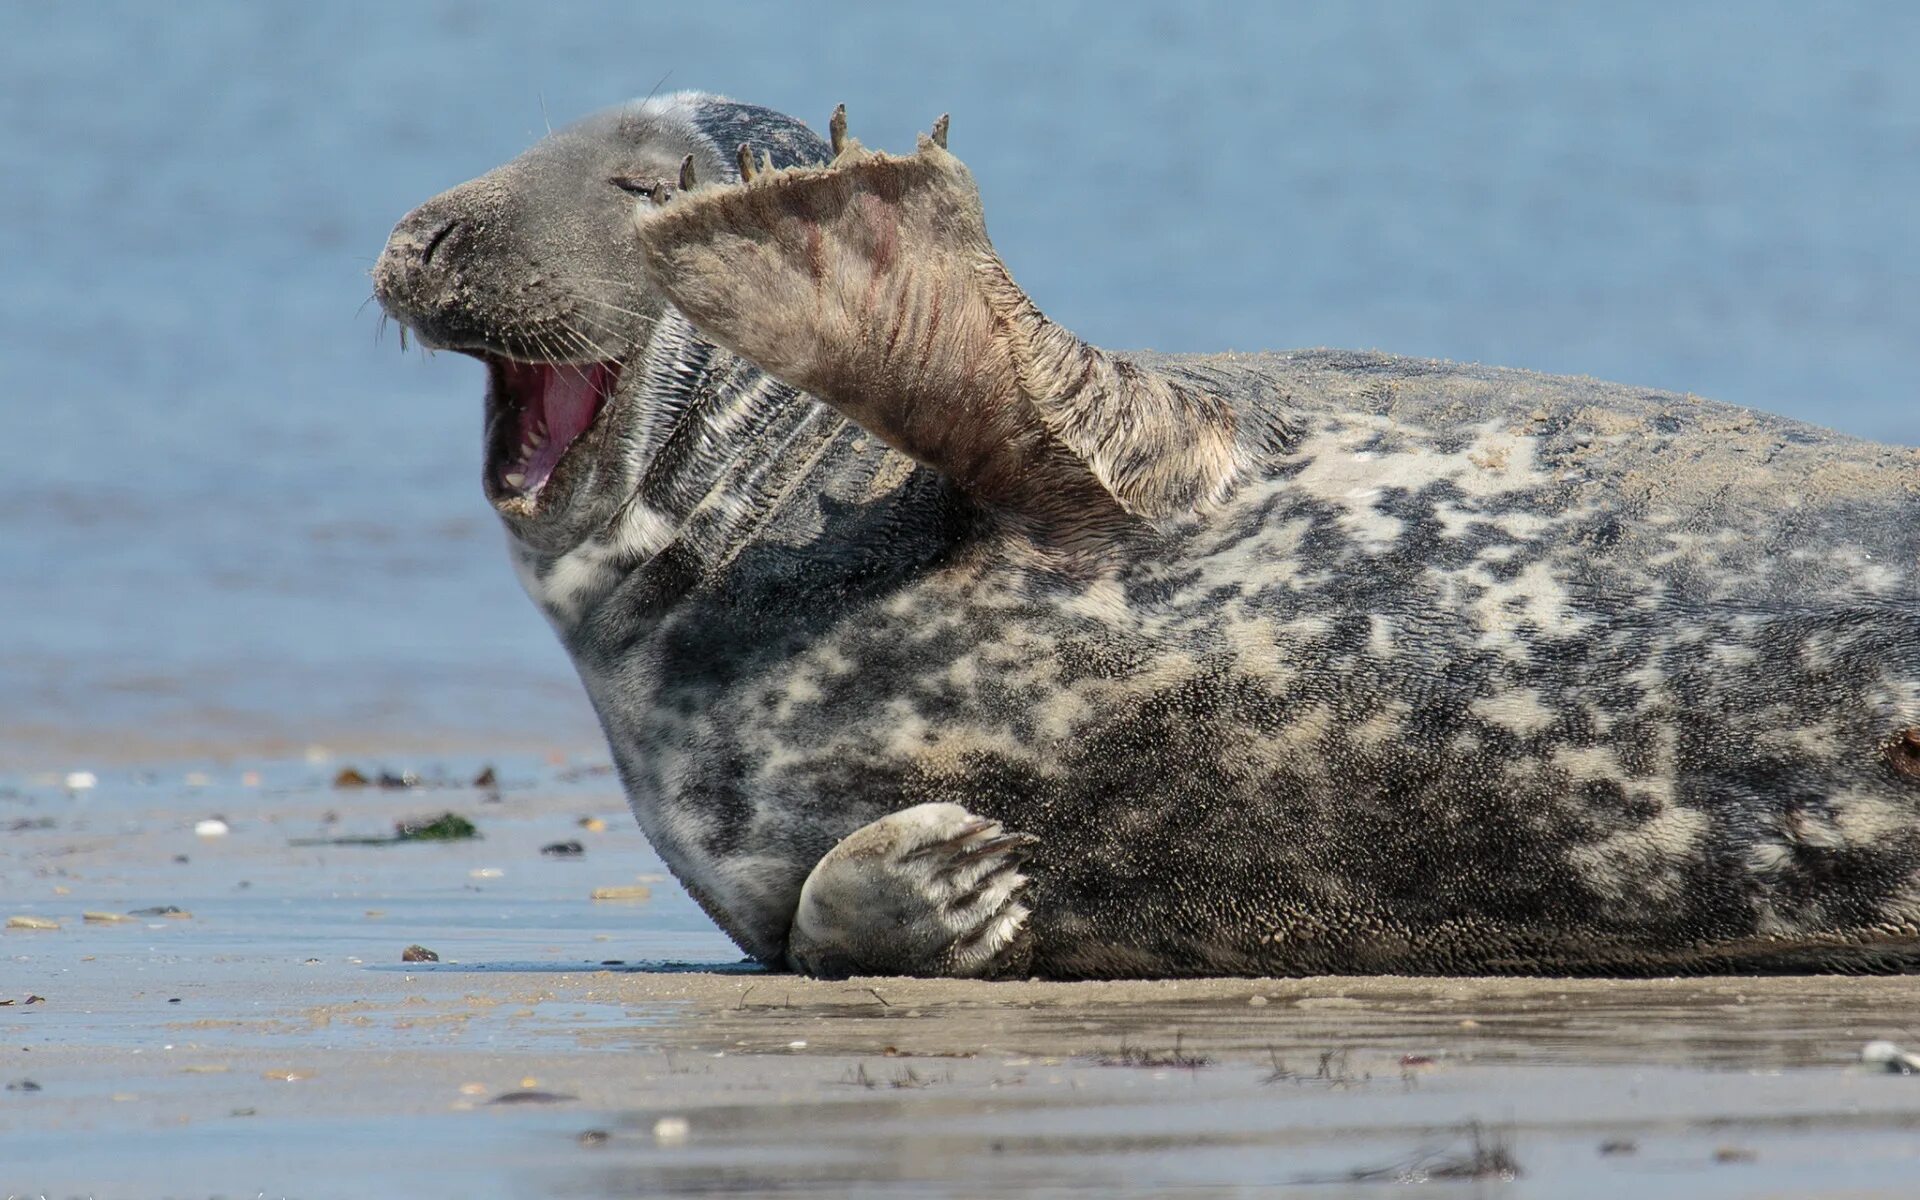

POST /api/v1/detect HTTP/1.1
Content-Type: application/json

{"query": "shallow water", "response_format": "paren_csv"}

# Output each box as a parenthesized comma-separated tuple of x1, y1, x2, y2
(4, 0, 1916, 768)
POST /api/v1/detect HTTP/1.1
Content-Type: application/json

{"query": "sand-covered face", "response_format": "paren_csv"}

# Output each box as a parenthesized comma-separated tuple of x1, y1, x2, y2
(373, 109, 696, 549)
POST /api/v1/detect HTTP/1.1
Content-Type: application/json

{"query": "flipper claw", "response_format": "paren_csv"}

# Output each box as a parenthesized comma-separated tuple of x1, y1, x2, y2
(678, 153, 697, 192)
(931, 113, 949, 149)
(829, 102, 848, 156)
(736, 143, 756, 181)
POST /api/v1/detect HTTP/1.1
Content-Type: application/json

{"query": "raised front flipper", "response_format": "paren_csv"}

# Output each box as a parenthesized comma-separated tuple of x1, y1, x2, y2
(631, 108, 1248, 550)
(788, 802, 1037, 979)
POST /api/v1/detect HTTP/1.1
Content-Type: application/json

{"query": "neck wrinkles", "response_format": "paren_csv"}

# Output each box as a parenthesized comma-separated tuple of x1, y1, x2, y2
(605, 308, 849, 571)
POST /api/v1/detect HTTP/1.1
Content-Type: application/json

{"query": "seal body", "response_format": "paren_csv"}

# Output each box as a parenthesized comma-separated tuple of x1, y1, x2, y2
(377, 93, 1920, 978)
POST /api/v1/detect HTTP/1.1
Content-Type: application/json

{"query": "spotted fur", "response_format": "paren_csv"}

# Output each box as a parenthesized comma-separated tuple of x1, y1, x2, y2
(378, 94, 1920, 978)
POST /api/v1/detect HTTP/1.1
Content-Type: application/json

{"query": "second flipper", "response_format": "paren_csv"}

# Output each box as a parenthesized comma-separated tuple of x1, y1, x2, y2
(631, 109, 1249, 551)
(788, 802, 1038, 979)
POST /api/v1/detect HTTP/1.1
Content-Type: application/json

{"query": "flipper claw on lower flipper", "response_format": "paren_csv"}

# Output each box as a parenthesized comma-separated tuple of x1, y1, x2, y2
(631, 119, 1248, 553)
(787, 802, 1037, 979)
(935, 830, 1038, 880)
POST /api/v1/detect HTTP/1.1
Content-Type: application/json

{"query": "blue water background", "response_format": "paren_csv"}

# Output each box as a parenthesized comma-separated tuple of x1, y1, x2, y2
(3, 1, 1915, 768)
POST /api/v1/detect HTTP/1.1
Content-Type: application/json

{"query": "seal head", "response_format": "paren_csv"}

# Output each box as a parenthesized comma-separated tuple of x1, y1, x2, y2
(373, 93, 831, 556)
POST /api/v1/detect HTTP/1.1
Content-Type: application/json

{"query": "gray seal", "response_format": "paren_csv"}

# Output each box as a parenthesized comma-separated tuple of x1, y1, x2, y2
(375, 92, 1920, 979)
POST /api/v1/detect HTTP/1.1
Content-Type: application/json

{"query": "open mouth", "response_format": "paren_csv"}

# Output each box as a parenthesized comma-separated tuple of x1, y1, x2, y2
(484, 356, 623, 502)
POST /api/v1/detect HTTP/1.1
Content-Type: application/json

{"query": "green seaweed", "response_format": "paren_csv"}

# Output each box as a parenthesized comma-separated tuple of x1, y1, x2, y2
(289, 811, 479, 847)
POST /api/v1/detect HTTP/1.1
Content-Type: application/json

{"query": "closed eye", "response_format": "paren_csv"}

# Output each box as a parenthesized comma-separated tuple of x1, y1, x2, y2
(608, 176, 661, 198)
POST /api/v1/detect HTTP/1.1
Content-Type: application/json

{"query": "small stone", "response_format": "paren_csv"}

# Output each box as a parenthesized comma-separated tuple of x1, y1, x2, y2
(469, 868, 503, 879)
(541, 841, 585, 857)
(129, 906, 191, 919)
(1247, 995, 1269, 1007)
(652, 1116, 691, 1144)
(194, 818, 230, 838)
(1714, 1146, 1757, 1164)
(262, 1069, 314, 1082)
(6, 916, 59, 931)
(578, 1129, 611, 1147)
(5, 1079, 41, 1092)
(578, 816, 607, 832)
(472, 766, 497, 788)
(83, 911, 133, 924)
(332, 767, 370, 788)
(64, 771, 97, 791)
(1598, 1139, 1638, 1156)
(401, 945, 440, 963)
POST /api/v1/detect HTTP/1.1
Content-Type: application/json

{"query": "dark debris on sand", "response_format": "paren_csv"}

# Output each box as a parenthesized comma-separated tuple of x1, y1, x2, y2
(1326, 1121, 1521, 1185)
(488, 1089, 577, 1105)
(291, 812, 479, 847)
(1090, 1034, 1210, 1070)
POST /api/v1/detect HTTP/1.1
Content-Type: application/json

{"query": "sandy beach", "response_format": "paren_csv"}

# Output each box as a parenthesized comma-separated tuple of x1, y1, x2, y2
(8, 755, 1920, 1198)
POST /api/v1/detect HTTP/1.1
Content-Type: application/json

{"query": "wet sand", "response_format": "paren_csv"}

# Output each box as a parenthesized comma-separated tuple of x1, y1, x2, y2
(8, 756, 1920, 1197)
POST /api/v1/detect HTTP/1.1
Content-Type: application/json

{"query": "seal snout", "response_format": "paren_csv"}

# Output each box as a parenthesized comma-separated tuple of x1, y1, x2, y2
(372, 202, 474, 337)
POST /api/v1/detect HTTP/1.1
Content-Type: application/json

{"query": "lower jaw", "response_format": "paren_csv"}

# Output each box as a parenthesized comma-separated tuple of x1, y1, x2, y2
(481, 355, 624, 514)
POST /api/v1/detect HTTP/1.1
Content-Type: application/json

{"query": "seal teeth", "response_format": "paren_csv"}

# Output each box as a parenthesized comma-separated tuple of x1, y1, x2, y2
(503, 471, 526, 489)
(829, 103, 847, 156)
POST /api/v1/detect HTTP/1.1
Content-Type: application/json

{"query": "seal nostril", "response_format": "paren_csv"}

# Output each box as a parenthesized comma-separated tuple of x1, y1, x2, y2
(420, 218, 460, 269)
(1887, 727, 1920, 781)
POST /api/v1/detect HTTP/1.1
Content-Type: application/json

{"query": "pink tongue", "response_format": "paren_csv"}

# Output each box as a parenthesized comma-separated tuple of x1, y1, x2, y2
(523, 364, 607, 490)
